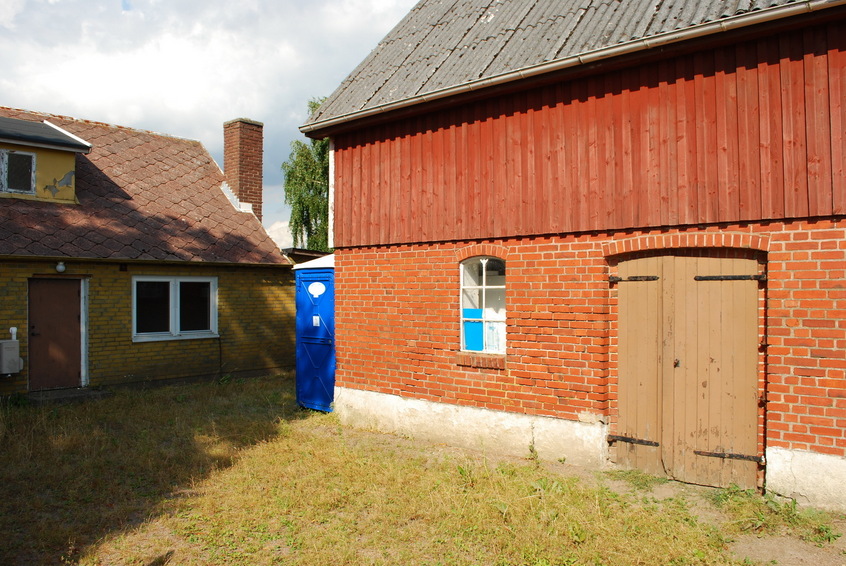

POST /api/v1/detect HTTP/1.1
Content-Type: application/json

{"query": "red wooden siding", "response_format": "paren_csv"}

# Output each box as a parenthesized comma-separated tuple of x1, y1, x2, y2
(333, 21, 846, 248)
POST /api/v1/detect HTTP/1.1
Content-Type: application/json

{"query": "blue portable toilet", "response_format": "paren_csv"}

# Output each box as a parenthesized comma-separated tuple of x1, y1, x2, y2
(294, 254, 335, 411)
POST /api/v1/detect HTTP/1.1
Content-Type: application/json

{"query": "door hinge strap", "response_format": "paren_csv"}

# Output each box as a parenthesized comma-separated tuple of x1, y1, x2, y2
(694, 274, 767, 282)
(609, 275, 660, 284)
(607, 434, 659, 447)
(693, 449, 762, 463)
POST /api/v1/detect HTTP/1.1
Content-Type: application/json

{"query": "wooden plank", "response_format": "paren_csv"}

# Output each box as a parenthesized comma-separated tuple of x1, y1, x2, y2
(779, 32, 810, 218)
(619, 69, 637, 228)
(660, 255, 677, 478)
(715, 47, 741, 222)
(359, 135, 373, 244)
(676, 55, 698, 224)
(736, 41, 762, 220)
(572, 79, 589, 232)
(596, 73, 620, 228)
(617, 256, 663, 475)
(582, 77, 603, 230)
(644, 64, 662, 227)
(804, 28, 834, 217)
(454, 107, 470, 239)
(829, 23, 846, 214)
(658, 59, 677, 226)
(695, 52, 720, 223)
(389, 123, 403, 245)
(757, 36, 786, 218)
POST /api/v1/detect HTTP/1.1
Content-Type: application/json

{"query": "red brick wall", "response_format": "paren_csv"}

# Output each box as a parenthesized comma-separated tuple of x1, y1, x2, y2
(224, 118, 264, 221)
(335, 219, 846, 458)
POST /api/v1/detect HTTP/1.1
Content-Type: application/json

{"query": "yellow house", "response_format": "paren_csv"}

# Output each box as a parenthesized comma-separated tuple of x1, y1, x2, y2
(0, 108, 294, 394)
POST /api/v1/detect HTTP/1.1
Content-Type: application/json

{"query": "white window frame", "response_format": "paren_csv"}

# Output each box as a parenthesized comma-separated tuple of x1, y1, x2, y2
(0, 149, 36, 194)
(131, 276, 218, 342)
(460, 256, 506, 354)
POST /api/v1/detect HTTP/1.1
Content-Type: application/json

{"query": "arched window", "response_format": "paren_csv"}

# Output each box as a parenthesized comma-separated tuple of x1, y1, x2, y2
(460, 256, 506, 354)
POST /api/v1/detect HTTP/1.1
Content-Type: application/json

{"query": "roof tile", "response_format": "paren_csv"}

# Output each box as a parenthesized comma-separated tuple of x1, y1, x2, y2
(0, 107, 287, 266)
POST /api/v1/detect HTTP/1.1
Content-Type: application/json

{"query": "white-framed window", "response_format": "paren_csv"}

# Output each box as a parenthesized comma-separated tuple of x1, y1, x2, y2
(460, 256, 506, 354)
(132, 276, 218, 342)
(1, 149, 36, 194)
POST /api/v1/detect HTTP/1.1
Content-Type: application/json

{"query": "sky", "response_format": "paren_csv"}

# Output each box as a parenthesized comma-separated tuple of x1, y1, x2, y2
(0, 0, 419, 248)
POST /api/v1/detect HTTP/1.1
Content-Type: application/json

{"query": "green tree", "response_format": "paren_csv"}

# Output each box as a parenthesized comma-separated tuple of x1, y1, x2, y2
(282, 98, 330, 251)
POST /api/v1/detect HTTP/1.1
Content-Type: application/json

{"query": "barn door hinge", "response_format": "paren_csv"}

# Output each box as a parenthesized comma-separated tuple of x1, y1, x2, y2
(693, 449, 763, 463)
(694, 274, 767, 282)
(609, 275, 660, 284)
(607, 434, 659, 447)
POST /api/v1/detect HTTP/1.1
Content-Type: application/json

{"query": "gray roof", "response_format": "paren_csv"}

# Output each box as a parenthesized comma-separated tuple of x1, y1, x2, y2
(304, 0, 840, 134)
(0, 115, 91, 153)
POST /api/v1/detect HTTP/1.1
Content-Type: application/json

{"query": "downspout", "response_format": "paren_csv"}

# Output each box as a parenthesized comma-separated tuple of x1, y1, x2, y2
(301, 0, 846, 135)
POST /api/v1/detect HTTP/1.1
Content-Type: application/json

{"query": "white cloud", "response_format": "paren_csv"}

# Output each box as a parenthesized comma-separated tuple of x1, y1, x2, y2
(267, 220, 294, 249)
(0, 0, 26, 29)
(0, 0, 418, 230)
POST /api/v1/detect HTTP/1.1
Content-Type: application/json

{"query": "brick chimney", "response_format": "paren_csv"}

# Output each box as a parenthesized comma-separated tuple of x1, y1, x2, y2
(223, 118, 263, 221)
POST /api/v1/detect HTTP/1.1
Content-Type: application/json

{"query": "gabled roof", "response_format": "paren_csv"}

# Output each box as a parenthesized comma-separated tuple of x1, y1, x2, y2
(303, 0, 845, 135)
(0, 116, 92, 153)
(0, 107, 287, 265)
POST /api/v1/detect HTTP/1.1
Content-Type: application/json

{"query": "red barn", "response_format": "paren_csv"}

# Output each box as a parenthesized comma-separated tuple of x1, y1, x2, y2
(302, 0, 846, 510)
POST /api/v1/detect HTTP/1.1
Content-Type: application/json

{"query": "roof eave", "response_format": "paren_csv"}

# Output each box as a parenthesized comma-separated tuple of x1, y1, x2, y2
(301, 0, 846, 137)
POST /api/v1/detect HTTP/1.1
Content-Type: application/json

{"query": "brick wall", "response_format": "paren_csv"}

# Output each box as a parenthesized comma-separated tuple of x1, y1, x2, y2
(0, 260, 294, 394)
(335, 218, 846, 458)
(223, 118, 264, 221)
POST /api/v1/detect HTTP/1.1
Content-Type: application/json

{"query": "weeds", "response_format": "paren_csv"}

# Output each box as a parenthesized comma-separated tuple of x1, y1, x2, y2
(710, 484, 842, 544)
(604, 468, 669, 491)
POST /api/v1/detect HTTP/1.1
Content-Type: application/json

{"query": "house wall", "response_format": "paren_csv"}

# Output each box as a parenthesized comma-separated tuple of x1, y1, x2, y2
(0, 260, 295, 394)
(333, 218, 846, 509)
(0, 143, 77, 203)
(332, 19, 845, 248)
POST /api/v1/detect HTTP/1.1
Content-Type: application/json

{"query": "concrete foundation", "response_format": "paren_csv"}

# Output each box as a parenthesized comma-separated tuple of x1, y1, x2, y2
(766, 447, 846, 512)
(333, 386, 609, 469)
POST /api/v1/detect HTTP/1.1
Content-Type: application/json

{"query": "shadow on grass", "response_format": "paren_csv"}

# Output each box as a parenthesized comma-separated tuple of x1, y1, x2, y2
(0, 374, 309, 565)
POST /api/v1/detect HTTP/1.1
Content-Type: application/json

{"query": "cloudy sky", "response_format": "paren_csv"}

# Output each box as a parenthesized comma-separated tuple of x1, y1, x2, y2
(0, 0, 418, 248)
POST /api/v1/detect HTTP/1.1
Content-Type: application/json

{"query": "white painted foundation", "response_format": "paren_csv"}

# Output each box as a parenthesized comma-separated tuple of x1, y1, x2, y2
(333, 386, 609, 468)
(766, 447, 846, 512)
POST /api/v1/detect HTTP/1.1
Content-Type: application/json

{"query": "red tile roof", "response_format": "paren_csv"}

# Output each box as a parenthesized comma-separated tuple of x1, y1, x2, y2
(0, 107, 287, 265)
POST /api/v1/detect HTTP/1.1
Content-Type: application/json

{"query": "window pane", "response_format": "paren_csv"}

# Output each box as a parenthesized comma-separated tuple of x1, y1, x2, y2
(7, 153, 33, 192)
(462, 259, 483, 286)
(136, 281, 170, 333)
(179, 281, 211, 331)
(485, 258, 506, 285)
(461, 288, 481, 311)
(485, 288, 506, 320)
(484, 321, 506, 353)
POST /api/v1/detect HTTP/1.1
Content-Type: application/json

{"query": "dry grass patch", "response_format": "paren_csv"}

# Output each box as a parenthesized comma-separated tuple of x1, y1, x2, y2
(1, 376, 841, 565)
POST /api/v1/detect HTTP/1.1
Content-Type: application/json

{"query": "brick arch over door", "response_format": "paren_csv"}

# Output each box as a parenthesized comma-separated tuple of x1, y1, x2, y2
(608, 245, 766, 489)
(602, 231, 771, 259)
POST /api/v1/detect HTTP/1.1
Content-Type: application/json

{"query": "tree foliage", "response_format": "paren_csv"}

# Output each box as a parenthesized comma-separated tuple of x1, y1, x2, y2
(282, 98, 330, 251)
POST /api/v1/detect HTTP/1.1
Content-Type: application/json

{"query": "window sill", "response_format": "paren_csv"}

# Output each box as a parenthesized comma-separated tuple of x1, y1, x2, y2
(132, 331, 219, 343)
(456, 351, 506, 370)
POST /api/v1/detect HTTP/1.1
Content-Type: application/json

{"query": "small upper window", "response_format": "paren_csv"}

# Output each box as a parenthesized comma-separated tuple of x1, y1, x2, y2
(460, 257, 506, 354)
(132, 276, 218, 342)
(1, 150, 35, 194)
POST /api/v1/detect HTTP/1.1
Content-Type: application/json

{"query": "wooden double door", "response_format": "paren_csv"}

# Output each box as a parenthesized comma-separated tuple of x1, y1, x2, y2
(614, 252, 762, 489)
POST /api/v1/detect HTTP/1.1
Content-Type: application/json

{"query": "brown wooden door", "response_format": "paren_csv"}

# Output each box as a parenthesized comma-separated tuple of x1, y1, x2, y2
(615, 253, 760, 488)
(28, 279, 82, 390)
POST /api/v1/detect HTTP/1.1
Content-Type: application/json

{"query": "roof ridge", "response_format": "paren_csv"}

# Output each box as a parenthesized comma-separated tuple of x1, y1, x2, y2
(0, 106, 202, 145)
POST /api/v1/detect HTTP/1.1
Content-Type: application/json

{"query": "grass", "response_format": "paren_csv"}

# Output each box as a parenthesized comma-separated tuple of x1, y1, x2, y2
(708, 484, 843, 545)
(0, 375, 840, 565)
